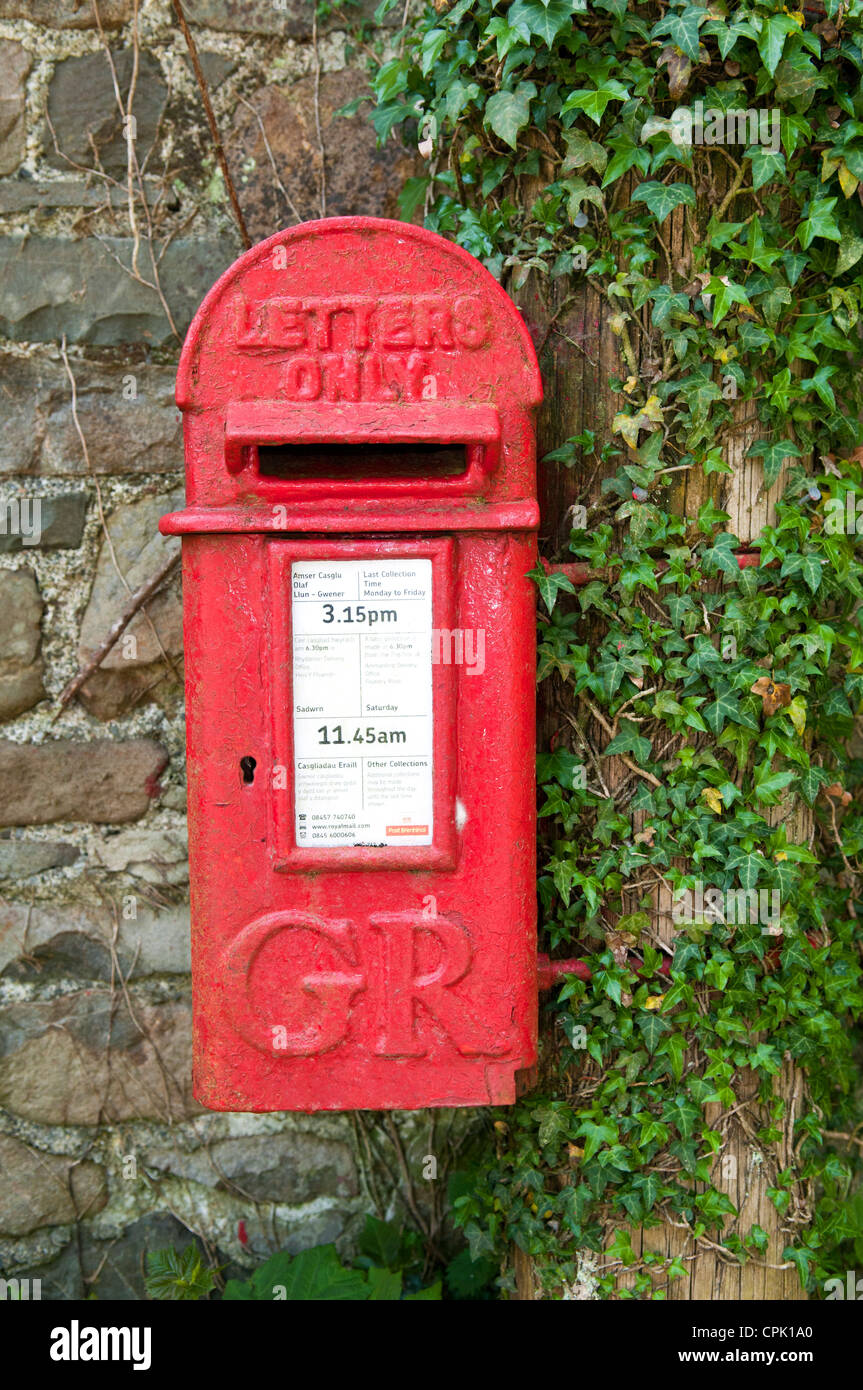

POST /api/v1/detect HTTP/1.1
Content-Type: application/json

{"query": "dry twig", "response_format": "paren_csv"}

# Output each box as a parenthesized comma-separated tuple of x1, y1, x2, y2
(171, 0, 251, 248)
(56, 550, 181, 712)
(311, 8, 328, 218)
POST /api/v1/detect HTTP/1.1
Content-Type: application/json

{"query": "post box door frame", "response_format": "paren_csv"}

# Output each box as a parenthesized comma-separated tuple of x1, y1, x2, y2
(268, 535, 458, 872)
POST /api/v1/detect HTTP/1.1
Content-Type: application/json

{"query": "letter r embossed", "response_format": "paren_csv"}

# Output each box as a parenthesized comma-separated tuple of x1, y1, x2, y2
(367, 912, 508, 1058)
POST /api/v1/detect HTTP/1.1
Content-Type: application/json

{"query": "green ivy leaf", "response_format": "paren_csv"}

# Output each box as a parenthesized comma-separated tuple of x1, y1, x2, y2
(535, 1103, 570, 1148)
(707, 275, 751, 327)
(633, 1173, 658, 1217)
(727, 850, 763, 890)
(757, 13, 797, 78)
(561, 80, 629, 126)
(702, 533, 741, 578)
(746, 438, 803, 488)
(782, 1245, 811, 1286)
(638, 1010, 671, 1052)
(658, 1031, 686, 1082)
(419, 27, 447, 76)
(797, 198, 842, 250)
(799, 765, 830, 806)
(563, 127, 608, 176)
(578, 1119, 618, 1160)
(632, 180, 696, 223)
(603, 720, 653, 763)
(529, 562, 576, 612)
(800, 554, 824, 594)
(753, 767, 795, 804)
(651, 7, 704, 62)
(746, 146, 786, 192)
(664, 1095, 702, 1140)
(508, 0, 575, 47)
(484, 83, 537, 149)
(672, 939, 703, 974)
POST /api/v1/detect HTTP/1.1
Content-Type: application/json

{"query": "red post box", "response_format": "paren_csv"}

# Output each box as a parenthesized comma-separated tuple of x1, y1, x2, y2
(161, 217, 542, 1111)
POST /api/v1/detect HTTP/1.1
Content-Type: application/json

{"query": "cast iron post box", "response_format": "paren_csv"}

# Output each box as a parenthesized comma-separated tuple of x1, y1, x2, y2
(161, 217, 542, 1111)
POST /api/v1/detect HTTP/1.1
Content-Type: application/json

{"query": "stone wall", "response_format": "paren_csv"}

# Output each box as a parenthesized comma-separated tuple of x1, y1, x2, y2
(0, 0, 457, 1300)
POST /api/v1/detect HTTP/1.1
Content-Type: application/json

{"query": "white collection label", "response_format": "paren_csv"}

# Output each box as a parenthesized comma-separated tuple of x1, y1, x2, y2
(291, 559, 434, 848)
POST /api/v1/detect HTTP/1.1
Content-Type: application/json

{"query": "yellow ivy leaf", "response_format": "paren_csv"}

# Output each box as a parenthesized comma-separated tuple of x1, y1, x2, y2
(609, 312, 630, 336)
(623, 374, 638, 394)
(839, 164, 860, 199)
(701, 786, 724, 814)
(775, 851, 788, 862)
(612, 411, 642, 448)
(568, 1144, 585, 1161)
(643, 393, 664, 423)
(788, 695, 807, 736)
(644, 995, 663, 1010)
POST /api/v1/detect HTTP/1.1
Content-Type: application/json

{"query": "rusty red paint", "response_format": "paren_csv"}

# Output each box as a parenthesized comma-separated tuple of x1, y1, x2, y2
(161, 218, 542, 1111)
(734, 549, 763, 569)
(537, 954, 592, 988)
(537, 953, 669, 989)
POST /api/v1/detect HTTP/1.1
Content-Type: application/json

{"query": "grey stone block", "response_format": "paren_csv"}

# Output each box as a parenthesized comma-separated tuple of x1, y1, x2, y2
(0, 568, 44, 719)
(0, 1, 130, 27)
(0, 991, 197, 1124)
(0, 738, 168, 825)
(46, 49, 167, 178)
(0, 235, 237, 346)
(0, 178, 131, 214)
(144, 1132, 358, 1204)
(0, 1135, 107, 1237)
(0, 839, 79, 878)
(0, 354, 183, 476)
(0, 41, 30, 178)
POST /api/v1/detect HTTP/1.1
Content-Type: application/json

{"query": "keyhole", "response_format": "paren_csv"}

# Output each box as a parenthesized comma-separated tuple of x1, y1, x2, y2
(240, 756, 257, 784)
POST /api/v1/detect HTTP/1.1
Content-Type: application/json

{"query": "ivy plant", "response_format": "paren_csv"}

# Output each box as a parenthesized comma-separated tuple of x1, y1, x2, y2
(361, 0, 863, 1296)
